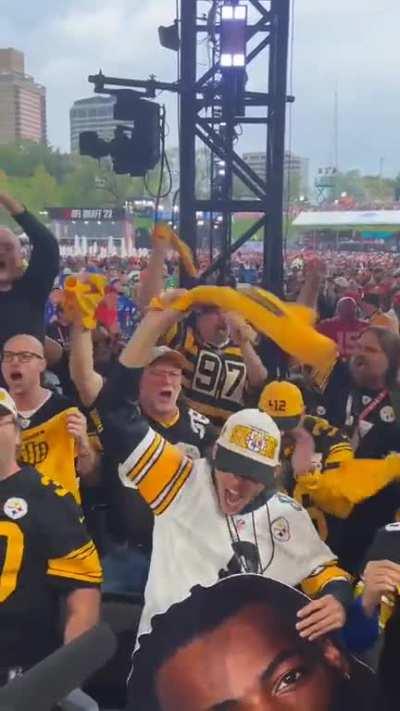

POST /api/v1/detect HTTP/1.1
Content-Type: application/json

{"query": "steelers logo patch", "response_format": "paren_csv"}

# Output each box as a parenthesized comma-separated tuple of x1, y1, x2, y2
(3, 497, 28, 520)
(380, 406, 395, 424)
(316, 406, 326, 417)
(271, 516, 290, 542)
(246, 430, 267, 453)
(362, 396, 372, 406)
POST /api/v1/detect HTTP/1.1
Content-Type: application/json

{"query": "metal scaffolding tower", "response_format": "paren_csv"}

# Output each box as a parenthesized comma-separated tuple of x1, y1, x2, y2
(88, 0, 292, 295)
(179, 0, 291, 294)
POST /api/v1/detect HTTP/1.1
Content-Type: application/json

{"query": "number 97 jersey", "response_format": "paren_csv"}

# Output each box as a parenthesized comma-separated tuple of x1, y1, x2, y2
(167, 322, 248, 428)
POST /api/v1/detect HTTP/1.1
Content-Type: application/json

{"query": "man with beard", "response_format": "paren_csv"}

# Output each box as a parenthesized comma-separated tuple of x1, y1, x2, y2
(0, 192, 59, 349)
(137, 232, 268, 428)
(321, 327, 400, 457)
(316, 326, 400, 572)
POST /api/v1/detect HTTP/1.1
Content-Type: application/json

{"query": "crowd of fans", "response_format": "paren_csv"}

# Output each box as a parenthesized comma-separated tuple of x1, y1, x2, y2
(2, 190, 400, 709)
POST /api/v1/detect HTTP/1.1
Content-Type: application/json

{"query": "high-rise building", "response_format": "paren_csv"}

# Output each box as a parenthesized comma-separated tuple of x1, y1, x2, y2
(70, 96, 120, 153)
(0, 48, 47, 145)
(242, 150, 309, 196)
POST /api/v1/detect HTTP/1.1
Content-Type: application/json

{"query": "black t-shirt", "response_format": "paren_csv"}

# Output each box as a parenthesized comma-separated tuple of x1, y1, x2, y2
(323, 360, 400, 456)
(91, 362, 217, 459)
(0, 211, 59, 349)
(0, 466, 101, 668)
(322, 361, 400, 572)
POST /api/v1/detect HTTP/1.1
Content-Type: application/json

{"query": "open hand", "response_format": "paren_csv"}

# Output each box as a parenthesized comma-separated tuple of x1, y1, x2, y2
(296, 594, 346, 641)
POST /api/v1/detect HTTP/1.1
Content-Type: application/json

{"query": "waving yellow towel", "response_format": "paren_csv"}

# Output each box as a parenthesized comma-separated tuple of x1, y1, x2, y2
(294, 454, 400, 518)
(63, 274, 107, 330)
(153, 223, 198, 278)
(150, 285, 337, 371)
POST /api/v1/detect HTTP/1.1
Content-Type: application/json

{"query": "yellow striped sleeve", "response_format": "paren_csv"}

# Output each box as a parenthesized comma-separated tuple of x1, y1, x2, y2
(119, 427, 193, 515)
(324, 443, 353, 468)
(47, 541, 103, 585)
(301, 560, 352, 598)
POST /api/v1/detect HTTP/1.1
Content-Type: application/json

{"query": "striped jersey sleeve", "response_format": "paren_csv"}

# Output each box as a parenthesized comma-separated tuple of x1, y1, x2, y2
(119, 427, 193, 516)
(94, 397, 194, 516)
(304, 416, 353, 470)
(301, 559, 351, 598)
(36, 475, 102, 590)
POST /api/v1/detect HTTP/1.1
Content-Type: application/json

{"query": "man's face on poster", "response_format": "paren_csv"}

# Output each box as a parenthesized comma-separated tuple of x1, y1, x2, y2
(154, 602, 347, 710)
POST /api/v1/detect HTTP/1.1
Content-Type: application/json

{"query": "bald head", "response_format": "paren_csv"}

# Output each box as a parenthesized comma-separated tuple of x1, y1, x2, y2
(2, 334, 46, 399)
(4, 334, 44, 357)
(0, 227, 22, 289)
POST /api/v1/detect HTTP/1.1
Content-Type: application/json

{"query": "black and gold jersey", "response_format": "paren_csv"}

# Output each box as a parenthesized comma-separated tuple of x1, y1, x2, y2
(148, 404, 217, 460)
(18, 392, 81, 503)
(166, 322, 248, 428)
(0, 466, 102, 668)
(89, 363, 217, 461)
(282, 416, 353, 551)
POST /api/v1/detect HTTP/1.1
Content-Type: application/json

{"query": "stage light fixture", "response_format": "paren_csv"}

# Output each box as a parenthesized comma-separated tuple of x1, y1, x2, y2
(220, 54, 233, 67)
(79, 92, 161, 176)
(219, 3, 247, 70)
(221, 5, 234, 19)
(158, 20, 180, 51)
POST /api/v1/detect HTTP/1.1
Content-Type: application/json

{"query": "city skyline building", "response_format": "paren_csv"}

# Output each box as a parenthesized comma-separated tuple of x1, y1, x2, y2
(0, 48, 47, 145)
(242, 150, 309, 196)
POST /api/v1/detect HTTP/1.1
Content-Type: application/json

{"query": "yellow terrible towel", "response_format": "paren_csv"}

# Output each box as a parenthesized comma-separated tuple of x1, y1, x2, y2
(63, 275, 107, 330)
(153, 223, 198, 278)
(294, 454, 400, 518)
(150, 285, 337, 371)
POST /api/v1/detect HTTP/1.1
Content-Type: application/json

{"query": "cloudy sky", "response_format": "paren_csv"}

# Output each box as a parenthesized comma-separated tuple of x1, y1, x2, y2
(1, 0, 399, 179)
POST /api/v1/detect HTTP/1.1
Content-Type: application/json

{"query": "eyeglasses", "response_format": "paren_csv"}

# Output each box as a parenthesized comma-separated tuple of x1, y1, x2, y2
(2, 351, 44, 364)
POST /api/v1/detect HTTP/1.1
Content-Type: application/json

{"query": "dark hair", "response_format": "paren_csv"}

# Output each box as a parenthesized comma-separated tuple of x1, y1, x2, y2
(364, 326, 400, 388)
(129, 576, 348, 710)
(363, 292, 381, 308)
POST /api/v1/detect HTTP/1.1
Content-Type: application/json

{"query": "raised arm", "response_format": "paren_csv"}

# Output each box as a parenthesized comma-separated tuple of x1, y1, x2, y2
(297, 258, 324, 311)
(69, 323, 103, 407)
(0, 192, 59, 298)
(136, 234, 168, 310)
(119, 305, 183, 369)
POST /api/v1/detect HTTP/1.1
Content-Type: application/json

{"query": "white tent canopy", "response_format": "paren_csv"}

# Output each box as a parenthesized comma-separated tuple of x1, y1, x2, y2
(293, 210, 400, 232)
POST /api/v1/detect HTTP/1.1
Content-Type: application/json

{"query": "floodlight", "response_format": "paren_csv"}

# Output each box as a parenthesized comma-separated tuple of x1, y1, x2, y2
(221, 5, 234, 19)
(220, 3, 247, 70)
(234, 5, 247, 19)
(220, 53, 233, 67)
(233, 53, 245, 66)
